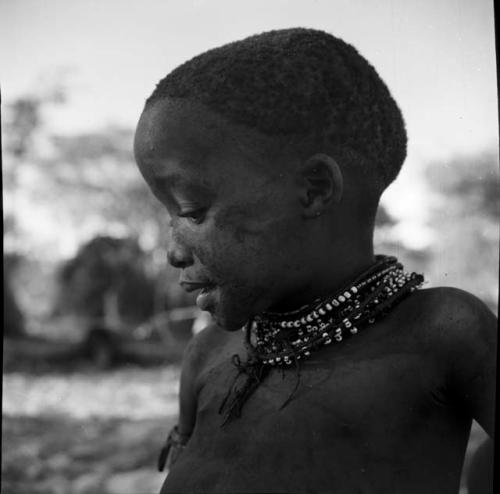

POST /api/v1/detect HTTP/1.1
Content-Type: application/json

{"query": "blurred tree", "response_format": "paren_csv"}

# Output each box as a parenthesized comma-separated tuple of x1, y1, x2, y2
(425, 150, 499, 311)
(44, 127, 168, 241)
(3, 254, 25, 338)
(55, 236, 157, 328)
(6, 98, 40, 158)
(3, 83, 65, 160)
(3, 81, 198, 330)
(427, 151, 499, 220)
(3, 81, 167, 260)
(373, 203, 432, 276)
(374, 204, 397, 229)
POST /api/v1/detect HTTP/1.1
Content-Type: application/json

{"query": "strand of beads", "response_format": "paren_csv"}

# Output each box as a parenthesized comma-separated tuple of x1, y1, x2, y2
(253, 260, 400, 346)
(259, 258, 401, 329)
(249, 264, 423, 366)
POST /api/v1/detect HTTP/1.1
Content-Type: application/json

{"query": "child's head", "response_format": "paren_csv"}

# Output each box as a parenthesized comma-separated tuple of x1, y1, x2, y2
(134, 28, 407, 329)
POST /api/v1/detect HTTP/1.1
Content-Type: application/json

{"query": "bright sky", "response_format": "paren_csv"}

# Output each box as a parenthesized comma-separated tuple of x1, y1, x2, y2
(1, 0, 498, 255)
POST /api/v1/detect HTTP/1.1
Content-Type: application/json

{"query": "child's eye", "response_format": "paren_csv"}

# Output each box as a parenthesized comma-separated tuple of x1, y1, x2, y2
(178, 209, 206, 224)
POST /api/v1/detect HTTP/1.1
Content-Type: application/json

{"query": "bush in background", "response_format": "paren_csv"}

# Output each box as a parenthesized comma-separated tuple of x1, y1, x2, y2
(55, 236, 156, 329)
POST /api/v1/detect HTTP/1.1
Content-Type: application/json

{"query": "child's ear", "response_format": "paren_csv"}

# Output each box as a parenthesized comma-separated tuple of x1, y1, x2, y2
(297, 153, 343, 218)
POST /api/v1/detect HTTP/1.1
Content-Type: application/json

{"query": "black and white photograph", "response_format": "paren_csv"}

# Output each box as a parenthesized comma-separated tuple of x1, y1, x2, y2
(1, 1, 498, 493)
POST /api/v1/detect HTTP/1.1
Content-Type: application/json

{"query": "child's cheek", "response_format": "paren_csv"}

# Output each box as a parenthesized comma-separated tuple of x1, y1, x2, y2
(213, 207, 255, 245)
(182, 222, 233, 271)
(213, 197, 283, 246)
(190, 223, 257, 278)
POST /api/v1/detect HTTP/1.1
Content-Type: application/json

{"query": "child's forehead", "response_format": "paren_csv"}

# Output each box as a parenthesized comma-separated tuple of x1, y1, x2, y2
(137, 99, 228, 157)
(136, 99, 292, 197)
(136, 98, 294, 177)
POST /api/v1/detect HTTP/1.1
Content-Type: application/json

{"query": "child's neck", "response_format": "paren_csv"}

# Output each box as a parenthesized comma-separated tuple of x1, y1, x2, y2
(270, 242, 375, 313)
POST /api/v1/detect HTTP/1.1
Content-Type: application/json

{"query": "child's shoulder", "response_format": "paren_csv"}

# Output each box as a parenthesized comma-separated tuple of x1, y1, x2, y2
(406, 284, 488, 314)
(407, 286, 495, 330)
(406, 287, 496, 433)
(183, 322, 242, 374)
(401, 286, 496, 362)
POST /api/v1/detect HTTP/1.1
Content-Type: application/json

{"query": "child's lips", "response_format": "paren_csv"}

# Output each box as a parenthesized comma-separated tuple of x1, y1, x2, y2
(179, 279, 217, 306)
(180, 279, 218, 311)
(179, 279, 215, 293)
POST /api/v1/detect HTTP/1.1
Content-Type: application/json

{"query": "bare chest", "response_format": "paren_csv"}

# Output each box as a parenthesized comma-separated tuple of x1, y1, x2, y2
(195, 344, 445, 445)
(164, 324, 470, 493)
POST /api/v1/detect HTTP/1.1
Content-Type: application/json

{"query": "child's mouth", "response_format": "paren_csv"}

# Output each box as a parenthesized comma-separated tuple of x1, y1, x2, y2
(179, 278, 217, 311)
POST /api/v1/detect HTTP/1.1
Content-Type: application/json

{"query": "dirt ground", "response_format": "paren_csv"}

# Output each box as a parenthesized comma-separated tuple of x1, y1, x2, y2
(1, 364, 489, 494)
(2, 366, 179, 494)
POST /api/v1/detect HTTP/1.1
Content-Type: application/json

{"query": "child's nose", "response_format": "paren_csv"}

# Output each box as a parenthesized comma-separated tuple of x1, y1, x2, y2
(167, 240, 194, 268)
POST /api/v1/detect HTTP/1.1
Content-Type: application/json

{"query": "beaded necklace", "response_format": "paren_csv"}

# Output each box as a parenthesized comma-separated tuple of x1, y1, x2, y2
(219, 255, 424, 425)
(249, 255, 423, 364)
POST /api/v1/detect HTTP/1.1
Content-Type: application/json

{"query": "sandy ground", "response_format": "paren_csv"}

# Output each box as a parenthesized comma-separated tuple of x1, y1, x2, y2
(2, 365, 489, 494)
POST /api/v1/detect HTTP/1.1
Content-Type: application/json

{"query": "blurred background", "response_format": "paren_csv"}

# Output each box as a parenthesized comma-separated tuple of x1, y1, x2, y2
(1, 0, 498, 493)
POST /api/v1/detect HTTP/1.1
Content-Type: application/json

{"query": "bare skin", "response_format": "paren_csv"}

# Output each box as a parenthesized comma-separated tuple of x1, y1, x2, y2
(134, 98, 496, 494)
(167, 288, 495, 494)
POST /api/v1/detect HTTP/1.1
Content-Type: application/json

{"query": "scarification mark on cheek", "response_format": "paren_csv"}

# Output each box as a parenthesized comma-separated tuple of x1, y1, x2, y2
(214, 192, 278, 245)
(214, 206, 255, 244)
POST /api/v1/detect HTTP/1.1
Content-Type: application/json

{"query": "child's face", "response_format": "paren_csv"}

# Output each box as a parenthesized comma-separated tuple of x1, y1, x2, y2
(134, 100, 310, 330)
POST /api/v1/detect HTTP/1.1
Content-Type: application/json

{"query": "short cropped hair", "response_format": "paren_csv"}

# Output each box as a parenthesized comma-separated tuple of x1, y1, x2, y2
(146, 28, 407, 191)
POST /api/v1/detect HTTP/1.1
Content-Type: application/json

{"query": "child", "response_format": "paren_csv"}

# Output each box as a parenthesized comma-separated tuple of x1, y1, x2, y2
(134, 28, 496, 493)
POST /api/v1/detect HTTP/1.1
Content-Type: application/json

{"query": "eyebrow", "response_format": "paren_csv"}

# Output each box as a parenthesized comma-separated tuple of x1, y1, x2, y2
(151, 173, 212, 196)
